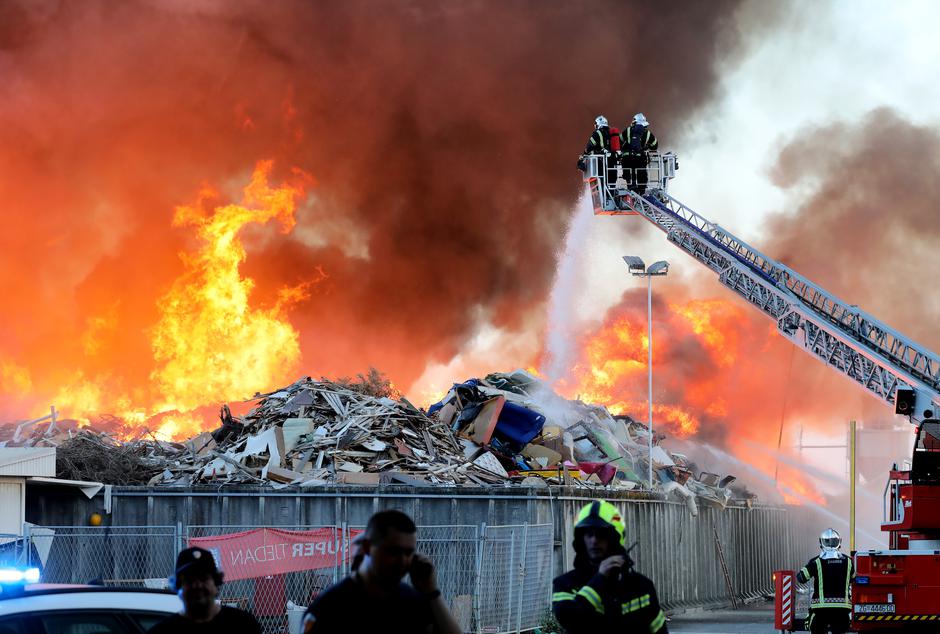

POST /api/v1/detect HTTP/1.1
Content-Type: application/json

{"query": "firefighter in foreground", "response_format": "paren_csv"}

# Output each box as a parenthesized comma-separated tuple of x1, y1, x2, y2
(552, 500, 667, 633)
(797, 528, 853, 634)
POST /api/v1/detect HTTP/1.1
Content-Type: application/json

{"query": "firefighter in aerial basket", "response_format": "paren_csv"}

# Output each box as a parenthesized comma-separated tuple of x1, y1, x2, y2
(620, 112, 658, 195)
(578, 115, 619, 188)
(797, 528, 853, 634)
(552, 500, 667, 633)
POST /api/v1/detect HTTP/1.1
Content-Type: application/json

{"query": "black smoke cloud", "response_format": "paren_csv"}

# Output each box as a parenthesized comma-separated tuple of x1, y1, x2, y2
(0, 0, 744, 418)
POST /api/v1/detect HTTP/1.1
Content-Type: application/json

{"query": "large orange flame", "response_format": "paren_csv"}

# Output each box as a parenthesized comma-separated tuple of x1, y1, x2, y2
(50, 161, 312, 439)
(554, 299, 748, 437)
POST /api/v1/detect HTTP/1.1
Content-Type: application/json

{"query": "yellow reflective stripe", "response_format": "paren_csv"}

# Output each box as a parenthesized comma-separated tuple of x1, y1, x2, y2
(576, 585, 605, 614)
(552, 591, 576, 602)
(797, 566, 810, 582)
(621, 593, 651, 614)
(812, 601, 851, 608)
(845, 557, 852, 602)
(650, 610, 666, 632)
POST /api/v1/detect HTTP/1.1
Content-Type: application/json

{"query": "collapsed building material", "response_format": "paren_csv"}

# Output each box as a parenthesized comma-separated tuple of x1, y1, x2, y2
(1, 369, 753, 510)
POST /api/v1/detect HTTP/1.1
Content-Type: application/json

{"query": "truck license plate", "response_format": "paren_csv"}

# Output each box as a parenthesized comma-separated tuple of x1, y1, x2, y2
(855, 604, 896, 613)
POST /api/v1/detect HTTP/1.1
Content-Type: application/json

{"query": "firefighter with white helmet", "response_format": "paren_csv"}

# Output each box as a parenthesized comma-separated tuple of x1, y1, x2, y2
(620, 112, 658, 195)
(796, 528, 853, 633)
(552, 500, 667, 633)
(578, 115, 619, 188)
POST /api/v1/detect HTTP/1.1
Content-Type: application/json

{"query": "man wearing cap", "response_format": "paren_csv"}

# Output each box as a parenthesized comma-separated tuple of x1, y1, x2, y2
(148, 546, 261, 634)
(552, 500, 668, 633)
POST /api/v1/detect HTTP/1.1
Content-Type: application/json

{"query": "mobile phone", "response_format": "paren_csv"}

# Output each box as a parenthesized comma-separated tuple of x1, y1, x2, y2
(410, 556, 433, 578)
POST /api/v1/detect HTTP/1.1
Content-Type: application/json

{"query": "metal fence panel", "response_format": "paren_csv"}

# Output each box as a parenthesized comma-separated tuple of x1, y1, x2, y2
(27, 526, 177, 587)
(475, 523, 553, 634)
(187, 525, 342, 633)
(415, 525, 480, 632)
(0, 533, 28, 566)
(24, 501, 818, 632)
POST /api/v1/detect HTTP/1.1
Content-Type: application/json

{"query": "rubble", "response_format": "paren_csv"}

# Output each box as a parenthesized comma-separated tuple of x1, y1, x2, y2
(0, 369, 756, 510)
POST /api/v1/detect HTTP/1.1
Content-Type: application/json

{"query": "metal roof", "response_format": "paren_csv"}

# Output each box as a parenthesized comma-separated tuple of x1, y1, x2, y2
(0, 448, 56, 477)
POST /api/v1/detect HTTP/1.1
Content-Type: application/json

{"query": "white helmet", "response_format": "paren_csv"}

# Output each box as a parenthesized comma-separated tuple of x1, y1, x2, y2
(633, 112, 649, 127)
(594, 115, 608, 129)
(819, 528, 842, 551)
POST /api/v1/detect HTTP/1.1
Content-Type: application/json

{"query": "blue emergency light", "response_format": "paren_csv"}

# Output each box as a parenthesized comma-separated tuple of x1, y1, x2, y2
(855, 576, 870, 585)
(0, 567, 40, 584)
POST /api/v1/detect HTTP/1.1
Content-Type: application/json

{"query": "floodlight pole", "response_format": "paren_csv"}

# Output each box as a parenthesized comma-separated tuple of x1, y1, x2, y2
(623, 256, 668, 491)
(646, 273, 654, 491)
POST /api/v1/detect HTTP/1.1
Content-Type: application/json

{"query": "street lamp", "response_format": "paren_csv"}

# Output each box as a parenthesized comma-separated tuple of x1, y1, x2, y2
(623, 255, 669, 490)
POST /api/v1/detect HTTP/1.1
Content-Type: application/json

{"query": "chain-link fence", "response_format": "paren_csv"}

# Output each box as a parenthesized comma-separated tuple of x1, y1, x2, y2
(0, 533, 29, 566)
(185, 523, 549, 634)
(414, 525, 481, 631)
(26, 525, 178, 587)
(476, 524, 554, 634)
(186, 525, 347, 633)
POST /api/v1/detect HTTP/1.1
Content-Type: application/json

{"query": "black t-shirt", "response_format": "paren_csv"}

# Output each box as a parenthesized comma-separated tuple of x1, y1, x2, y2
(147, 606, 262, 634)
(304, 575, 434, 633)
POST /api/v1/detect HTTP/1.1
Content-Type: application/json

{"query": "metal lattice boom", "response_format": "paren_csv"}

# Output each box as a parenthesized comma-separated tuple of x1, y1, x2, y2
(584, 154, 940, 422)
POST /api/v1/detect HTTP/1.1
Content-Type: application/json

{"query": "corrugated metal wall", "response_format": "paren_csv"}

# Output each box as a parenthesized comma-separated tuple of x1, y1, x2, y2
(0, 448, 56, 477)
(0, 478, 25, 536)
(36, 485, 820, 611)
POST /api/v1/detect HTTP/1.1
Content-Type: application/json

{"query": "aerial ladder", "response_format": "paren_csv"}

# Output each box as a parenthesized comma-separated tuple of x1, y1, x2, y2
(584, 154, 940, 631)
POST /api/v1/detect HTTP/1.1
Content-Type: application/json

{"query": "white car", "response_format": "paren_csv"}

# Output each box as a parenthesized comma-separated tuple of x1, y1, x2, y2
(0, 586, 182, 632)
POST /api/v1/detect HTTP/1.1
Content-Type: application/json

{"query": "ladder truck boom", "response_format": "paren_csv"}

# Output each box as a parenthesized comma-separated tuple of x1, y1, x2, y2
(583, 153, 940, 424)
(584, 152, 940, 631)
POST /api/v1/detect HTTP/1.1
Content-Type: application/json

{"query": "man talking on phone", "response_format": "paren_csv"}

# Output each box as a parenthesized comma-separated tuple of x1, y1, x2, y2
(552, 500, 668, 633)
(301, 509, 461, 634)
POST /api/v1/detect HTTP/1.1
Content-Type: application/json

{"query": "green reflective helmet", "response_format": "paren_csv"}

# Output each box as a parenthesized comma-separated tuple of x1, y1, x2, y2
(574, 500, 626, 547)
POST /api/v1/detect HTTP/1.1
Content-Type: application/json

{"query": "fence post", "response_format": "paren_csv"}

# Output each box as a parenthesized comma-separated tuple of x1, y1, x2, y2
(516, 522, 528, 633)
(473, 523, 486, 634)
(176, 521, 183, 554)
(506, 528, 515, 633)
(23, 523, 31, 568)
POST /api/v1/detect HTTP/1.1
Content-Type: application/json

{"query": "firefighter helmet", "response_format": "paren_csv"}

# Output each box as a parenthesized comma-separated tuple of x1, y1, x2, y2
(819, 528, 842, 551)
(574, 500, 626, 547)
(594, 115, 608, 129)
(633, 112, 649, 127)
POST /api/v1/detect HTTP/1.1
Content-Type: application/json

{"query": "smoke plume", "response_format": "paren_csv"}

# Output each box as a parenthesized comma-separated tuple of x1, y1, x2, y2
(0, 0, 744, 422)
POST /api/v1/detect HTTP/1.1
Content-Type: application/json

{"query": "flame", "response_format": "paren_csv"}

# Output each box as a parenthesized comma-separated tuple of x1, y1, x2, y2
(671, 300, 739, 367)
(1, 358, 32, 393)
(152, 411, 208, 442)
(150, 160, 308, 413)
(555, 303, 716, 437)
(779, 476, 827, 506)
(42, 161, 314, 440)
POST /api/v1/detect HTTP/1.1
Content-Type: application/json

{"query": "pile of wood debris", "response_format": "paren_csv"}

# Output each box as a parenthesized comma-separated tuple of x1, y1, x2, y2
(44, 376, 508, 487)
(1, 369, 756, 509)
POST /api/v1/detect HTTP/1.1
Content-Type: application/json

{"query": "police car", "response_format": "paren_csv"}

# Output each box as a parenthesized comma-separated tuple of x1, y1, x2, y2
(0, 567, 181, 632)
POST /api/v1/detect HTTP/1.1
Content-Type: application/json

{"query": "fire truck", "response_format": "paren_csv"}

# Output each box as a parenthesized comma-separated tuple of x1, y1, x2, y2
(582, 153, 940, 631)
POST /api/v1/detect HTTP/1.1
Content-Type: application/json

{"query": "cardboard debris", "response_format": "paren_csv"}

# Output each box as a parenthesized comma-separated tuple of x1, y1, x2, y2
(0, 369, 757, 508)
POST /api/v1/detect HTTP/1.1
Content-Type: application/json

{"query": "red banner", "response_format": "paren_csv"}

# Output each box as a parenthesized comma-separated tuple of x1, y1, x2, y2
(189, 528, 361, 581)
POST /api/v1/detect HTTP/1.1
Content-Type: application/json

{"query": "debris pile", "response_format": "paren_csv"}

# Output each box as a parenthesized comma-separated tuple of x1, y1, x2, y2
(0, 369, 755, 509)
(427, 370, 755, 512)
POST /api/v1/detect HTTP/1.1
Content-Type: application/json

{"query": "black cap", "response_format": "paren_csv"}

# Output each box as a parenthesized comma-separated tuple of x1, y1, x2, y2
(174, 547, 219, 578)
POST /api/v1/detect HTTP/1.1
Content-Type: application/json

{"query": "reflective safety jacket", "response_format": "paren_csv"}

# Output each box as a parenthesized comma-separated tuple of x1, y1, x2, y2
(797, 553, 853, 609)
(552, 565, 667, 633)
(584, 126, 614, 155)
(621, 123, 658, 157)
